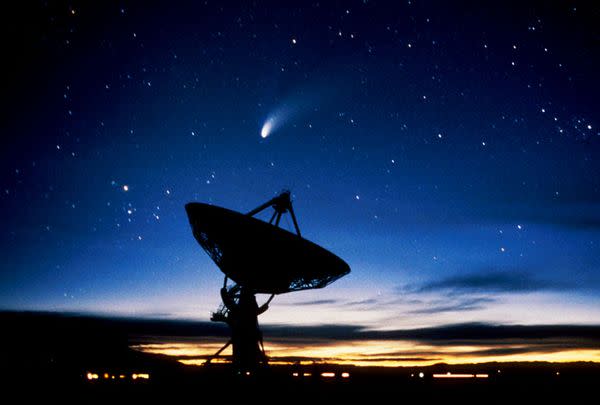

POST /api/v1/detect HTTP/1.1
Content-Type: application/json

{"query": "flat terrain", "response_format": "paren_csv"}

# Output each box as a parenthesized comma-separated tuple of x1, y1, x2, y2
(2, 312, 598, 404)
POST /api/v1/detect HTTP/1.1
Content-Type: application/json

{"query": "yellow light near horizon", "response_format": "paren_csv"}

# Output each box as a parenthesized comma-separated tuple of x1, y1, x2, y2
(131, 342, 225, 357)
(178, 358, 230, 366)
(321, 372, 335, 378)
(433, 373, 475, 378)
(133, 339, 600, 369)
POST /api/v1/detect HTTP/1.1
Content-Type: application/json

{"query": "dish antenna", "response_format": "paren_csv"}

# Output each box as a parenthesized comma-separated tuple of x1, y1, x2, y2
(185, 191, 350, 372)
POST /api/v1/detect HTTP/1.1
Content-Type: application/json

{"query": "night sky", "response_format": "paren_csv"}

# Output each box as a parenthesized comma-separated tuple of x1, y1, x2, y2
(2, 1, 600, 364)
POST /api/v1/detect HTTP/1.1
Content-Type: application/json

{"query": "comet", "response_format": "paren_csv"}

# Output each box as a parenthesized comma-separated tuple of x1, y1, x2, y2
(261, 119, 273, 138)
(259, 104, 294, 139)
(260, 94, 313, 139)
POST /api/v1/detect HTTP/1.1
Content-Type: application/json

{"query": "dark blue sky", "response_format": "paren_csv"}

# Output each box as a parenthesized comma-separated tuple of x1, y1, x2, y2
(1, 1, 599, 329)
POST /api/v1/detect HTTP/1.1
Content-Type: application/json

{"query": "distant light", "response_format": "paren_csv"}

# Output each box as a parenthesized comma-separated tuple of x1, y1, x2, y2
(292, 372, 299, 377)
(321, 372, 336, 378)
(86, 372, 99, 380)
(104, 373, 109, 379)
(292, 38, 297, 44)
(418, 372, 424, 378)
(433, 373, 475, 378)
(245, 371, 251, 376)
(123, 185, 129, 192)
(432, 373, 489, 379)
(341, 372, 350, 378)
(303, 372, 312, 377)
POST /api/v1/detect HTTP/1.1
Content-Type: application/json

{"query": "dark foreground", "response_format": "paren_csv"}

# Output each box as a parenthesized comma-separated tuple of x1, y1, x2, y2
(1, 311, 598, 404)
(4, 361, 599, 405)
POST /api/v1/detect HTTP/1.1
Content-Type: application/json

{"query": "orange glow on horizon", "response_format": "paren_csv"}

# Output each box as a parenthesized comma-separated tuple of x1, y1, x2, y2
(132, 339, 600, 368)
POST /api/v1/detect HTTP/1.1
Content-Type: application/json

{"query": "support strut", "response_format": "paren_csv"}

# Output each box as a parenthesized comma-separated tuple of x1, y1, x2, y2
(208, 191, 301, 371)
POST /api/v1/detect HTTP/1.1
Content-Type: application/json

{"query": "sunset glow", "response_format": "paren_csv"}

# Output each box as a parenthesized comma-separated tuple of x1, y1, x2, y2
(132, 340, 600, 368)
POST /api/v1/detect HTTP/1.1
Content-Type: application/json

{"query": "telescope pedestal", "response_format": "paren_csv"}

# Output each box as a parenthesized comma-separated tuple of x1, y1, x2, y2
(209, 285, 269, 372)
(229, 290, 267, 372)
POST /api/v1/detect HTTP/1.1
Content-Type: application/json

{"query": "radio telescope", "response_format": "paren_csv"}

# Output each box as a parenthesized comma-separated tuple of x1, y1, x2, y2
(185, 191, 350, 372)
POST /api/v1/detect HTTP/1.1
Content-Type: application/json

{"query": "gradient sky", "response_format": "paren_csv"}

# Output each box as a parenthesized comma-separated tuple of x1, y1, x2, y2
(1, 0, 600, 364)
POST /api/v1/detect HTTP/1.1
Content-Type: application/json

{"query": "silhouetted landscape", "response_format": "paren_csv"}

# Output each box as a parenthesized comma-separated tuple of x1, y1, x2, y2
(3, 1, 599, 403)
(2, 312, 598, 404)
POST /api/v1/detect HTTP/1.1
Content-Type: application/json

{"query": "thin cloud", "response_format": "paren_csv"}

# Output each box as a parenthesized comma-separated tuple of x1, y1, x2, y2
(346, 298, 379, 306)
(407, 297, 495, 315)
(407, 270, 572, 294)
(283, 299, 340, 306)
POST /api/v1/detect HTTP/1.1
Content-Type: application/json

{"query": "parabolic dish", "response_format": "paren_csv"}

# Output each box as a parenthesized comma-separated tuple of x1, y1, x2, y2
(185, 202, 350, 294)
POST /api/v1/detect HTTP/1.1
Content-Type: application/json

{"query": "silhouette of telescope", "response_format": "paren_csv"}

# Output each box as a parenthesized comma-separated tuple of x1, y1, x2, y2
(185, 191, 350, 371)
(185, 199, 350, 294)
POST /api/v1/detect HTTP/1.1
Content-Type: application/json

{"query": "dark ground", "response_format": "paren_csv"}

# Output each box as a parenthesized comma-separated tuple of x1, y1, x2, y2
(1, 312, 598, 404)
